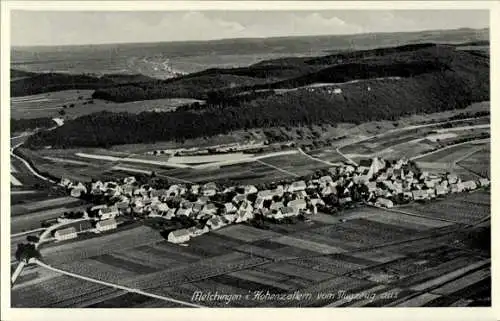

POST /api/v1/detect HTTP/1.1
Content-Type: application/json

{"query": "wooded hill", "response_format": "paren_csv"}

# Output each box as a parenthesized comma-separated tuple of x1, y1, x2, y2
(25, 43, 490, 149)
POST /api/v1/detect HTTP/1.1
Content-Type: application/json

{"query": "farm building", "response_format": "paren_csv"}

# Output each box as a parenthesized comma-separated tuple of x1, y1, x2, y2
(375, 198, 394, 208)
(98, 206, 119, 220)
(54, 227, 77, 241)
(168, 229, 191, 244)
(96, 219, 117, 232)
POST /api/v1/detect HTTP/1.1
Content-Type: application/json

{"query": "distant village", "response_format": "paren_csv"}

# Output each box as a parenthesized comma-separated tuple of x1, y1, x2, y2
(56, 157, 489, 244)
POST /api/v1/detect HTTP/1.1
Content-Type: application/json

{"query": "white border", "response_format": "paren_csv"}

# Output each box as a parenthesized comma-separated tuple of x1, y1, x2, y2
(1, 2, 499, 321)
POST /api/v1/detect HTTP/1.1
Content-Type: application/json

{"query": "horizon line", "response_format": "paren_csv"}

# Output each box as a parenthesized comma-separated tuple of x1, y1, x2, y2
(11, 26, 489, 50)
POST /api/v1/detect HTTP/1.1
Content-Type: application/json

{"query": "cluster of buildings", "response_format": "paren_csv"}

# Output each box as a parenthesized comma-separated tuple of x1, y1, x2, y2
(58, 156, 489, 244)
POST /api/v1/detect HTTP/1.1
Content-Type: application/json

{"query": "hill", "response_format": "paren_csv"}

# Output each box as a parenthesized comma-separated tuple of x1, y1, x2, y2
(10, 70, 156, 97)
(25, 43, 489, 149)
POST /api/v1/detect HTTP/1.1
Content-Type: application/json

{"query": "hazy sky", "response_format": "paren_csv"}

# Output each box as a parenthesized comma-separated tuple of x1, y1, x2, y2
(11, 10, 489, 46)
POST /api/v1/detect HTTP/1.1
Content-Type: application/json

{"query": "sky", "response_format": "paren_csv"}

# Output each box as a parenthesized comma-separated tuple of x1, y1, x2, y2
(11, 10, 489, 47)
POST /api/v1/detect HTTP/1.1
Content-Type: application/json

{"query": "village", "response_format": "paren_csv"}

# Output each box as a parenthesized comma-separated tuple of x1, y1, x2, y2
(54, 157, 490, 245)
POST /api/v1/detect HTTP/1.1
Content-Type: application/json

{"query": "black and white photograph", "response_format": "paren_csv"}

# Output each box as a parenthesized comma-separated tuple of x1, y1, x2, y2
(2, 1, 495, 316)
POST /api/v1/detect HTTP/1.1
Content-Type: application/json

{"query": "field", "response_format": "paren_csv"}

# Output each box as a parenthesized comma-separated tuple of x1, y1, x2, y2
(400, 190, 490, 224)
(11, 89, 202, 120)
(458, 146, 491, 178)
(22, 147, 329, 185)
(12, 188, 490, 307)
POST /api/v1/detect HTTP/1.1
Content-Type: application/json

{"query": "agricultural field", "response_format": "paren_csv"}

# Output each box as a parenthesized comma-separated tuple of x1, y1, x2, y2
(458, 146, 491, 179)
(400, 190, 490, 224)
(11, 89, 202, 120)
(257, 152, 330, 177)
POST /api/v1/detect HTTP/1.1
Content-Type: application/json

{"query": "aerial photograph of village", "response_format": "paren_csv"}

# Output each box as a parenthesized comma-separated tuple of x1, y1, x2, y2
(8, 9, 491, 308)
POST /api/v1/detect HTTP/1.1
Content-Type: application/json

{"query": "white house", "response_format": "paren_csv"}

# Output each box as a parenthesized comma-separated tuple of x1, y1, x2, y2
(235, 209, 254, 223)
(375, 198, 394, 208)
(176, 207, 192, 217)
(288, 199, 307, 211)
(206, 216, 225, 230)
(462, 180, 477, 191)
(478, 178, 490, 187)
(54, 227, 77, 241)
(412, 190, 428, 201)
(201, 203, 218, 216)
(96, 218, 117, 232)
(224, 202, 237, 214)
(287, 181, 306, 193)
(168, 229, 191, 244)
(280, 206, 298, 217)
(270, 202, 284, 211)
(98, 206, 119, 220)
(123, 176, 136, 185)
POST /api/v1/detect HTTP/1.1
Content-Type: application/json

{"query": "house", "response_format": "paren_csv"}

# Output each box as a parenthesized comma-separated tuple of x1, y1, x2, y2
(280, 206, 298, 217)
(254, 197, 266, 209)
(187, 226, 209, 237)
(235, 209, 254, 223)
(435, 185, 447, 196)
(122, 185, 135, 196)
(447, 174, 458, 184)
(321, 185, 336, 197)
(168, 229, 191, 244)
(238, 200, 253, 213)
(224, 213, 237, 223)
(232, 194, 247, 205)
(375, 198, 394, 208)
(206, 216, 225, 230)
(310, 198, 325, 207)
(96, 218, 117, 232)
(478, 178, 490, 187)
(319, 175, 334, 186)
(201, 203, 218, 216)
(412, 190, 428, 201)
(190, 184, 200, 195)
(123, 176, 136, 185)
(54, 227, 77, 241)
(365, 181, 377, 192)
(242, 185, 258, 195)
(164, 208, 176, 219)
(98, 206, 119, 220)
(288, 199, 307, 211)
(192, 203, 204, 214)
(224, 202, 237, 214)
(60, 178, 73, 188)
(270, 202, 284, 211)
(176, 207, 192, 217)
(167, 185, 182, 197)
(451, 182, 465, 193)
(201, 182, 217, 196)
(116, 201, 130, 212)
(462, 180, 477, 191)
(70, 188, 83, 198)
(296, 190, 308, 199)
(339, 197, 352, 205)
(287, 181, 306, 193)
(157, 202, 170, 213)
